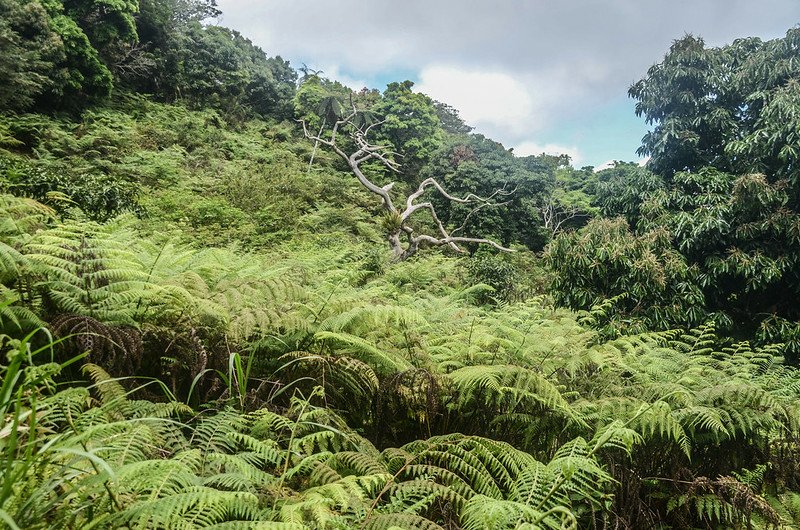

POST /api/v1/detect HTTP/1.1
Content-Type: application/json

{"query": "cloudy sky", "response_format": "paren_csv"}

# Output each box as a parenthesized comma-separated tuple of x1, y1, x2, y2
(217, 0, 800, 167)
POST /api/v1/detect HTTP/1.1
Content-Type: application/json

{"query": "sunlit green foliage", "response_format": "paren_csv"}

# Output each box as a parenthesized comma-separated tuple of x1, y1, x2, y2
(2, 5, 800, 528)
(2, 245, 799, 528)
(546, 218, 706, 335)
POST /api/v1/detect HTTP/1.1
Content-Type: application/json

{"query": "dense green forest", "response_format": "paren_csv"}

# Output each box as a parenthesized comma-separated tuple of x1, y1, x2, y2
(2, 1, 800, 528)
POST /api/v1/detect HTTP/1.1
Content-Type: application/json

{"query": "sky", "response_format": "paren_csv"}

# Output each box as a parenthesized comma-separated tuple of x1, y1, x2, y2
(216, 0, 800, 168)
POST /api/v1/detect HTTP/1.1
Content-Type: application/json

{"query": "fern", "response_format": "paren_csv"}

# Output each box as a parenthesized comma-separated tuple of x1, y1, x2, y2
(449, 364, 578, 426)
(666, 476, 781, 529)
(25, 219, 147, 324)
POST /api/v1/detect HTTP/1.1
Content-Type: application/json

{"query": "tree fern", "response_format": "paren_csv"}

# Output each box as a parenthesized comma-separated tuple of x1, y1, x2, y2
(25, 219, 147, 323)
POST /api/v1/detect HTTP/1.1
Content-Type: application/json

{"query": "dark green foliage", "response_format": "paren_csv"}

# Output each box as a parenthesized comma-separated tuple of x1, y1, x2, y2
(0, 0, 118, 110)
(130, 0, 296, 120)
(0, 0, 293, 118)
(0, 0, 65, 111)
(553, 179, 800, 353)
(555, 28, 800, 356)
(546, 218, 706, 334)
(125, 0, 219, 89)
(0, 154, 139, 221)
(161, 23, 296, 120)
(420, 135, 552, 250)
(464, 252, 517, 303)
(593, 161, 664, 225)
(462, 250, 542, 304)
(40, 0, 117, 105)
(639, 168, 800, 355)
(60, 0, 139, 60)
(631, 28, 800, 185)
(631, 34, 735, 176)
(727, 76, 800, 188)
(374, 81, 445, 181)
(433, 100, 473, 135)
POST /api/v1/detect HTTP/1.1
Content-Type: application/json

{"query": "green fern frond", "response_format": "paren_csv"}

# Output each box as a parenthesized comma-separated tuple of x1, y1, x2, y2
(112, 487, 261, 528)
(448, 365, 578, 425)
(362, 512, 446, 530)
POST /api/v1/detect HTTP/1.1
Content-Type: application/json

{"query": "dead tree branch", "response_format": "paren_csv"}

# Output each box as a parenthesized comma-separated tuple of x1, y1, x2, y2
(299, 113, 515, 261)
(540, 201, 589, 236)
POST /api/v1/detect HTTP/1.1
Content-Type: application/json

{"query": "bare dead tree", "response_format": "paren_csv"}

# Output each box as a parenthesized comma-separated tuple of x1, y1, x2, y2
(540, 201, 589, 237)
(299, 105, 514, 261)
(110, 43, 157, 80)
(299, 105, 515, 261)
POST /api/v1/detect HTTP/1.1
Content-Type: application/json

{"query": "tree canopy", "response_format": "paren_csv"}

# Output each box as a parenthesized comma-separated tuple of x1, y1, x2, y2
(631, 28, 800, 185)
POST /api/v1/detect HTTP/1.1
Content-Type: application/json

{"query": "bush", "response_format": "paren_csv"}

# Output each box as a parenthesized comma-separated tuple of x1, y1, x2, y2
(0, 154, 139, 220)
(545, 218, 707, 334)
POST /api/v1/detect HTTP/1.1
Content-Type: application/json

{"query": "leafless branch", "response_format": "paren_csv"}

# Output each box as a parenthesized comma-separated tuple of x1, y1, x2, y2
(298, 113, 515, 261)
(451, 199, 511, 236)
(416, 235, 514, 252)
(111, 43, 157, 79)
(541, 201, 589, 236)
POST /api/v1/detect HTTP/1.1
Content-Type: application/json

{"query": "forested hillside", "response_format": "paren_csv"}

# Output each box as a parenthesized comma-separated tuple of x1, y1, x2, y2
(2, 1, 800, 528)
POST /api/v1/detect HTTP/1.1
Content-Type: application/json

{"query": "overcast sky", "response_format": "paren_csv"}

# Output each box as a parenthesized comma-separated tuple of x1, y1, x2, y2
(217, 0, 800, 167)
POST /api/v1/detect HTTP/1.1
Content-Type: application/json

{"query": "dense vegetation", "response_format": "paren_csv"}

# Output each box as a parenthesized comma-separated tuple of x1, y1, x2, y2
(1, 1, 800, 528)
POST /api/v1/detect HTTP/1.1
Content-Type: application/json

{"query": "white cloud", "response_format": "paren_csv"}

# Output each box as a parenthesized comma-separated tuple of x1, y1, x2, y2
(315, 64, 368, 91)
(514, 141, 582, 166)
(593, 160, 617, 172)
(414, 63, 596, 152)
(216, 0, 800, 165)
(416, 66, 534, 136)
(592, 157, 651, 171)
